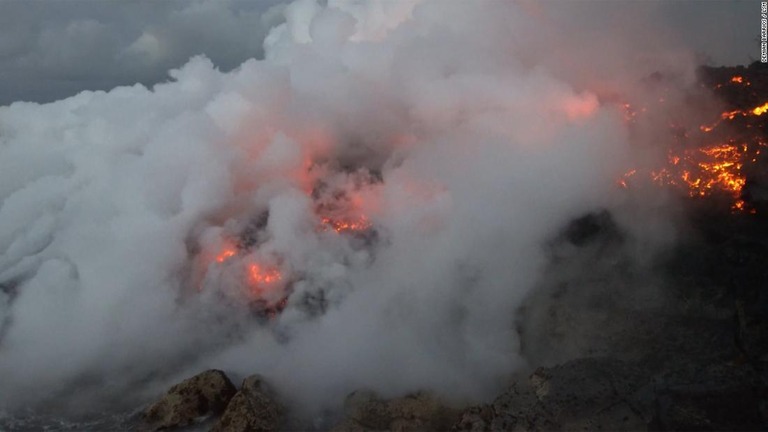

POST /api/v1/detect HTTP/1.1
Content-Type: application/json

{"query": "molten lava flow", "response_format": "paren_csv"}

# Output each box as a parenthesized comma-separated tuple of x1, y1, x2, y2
(248, 263, 282, 285)
(311, 172, 378, 235)
(247, 263, 283, 298)
(731, 76, 748, 84)
(199, 237, 291, 310)
(721, 109, 744, 120)
(216, 246, 237, 263)
(621, 142, 750, 212)
(752, 102, 768, 116)
(321, 215, 372, 233)
(699, 101, 768, 132)
(714, 75, 750, 89)
(618, 71, 765, 214)
(683, 144, 746, 201)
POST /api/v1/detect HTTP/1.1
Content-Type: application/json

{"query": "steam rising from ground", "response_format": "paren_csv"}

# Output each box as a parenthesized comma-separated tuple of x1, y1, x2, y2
(0, 0, 709, 417)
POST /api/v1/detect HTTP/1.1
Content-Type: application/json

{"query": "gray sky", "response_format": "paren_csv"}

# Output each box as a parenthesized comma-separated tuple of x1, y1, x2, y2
(659, 0, 756, 64)
(0, 0, 756, 106)
(0, 0, 285, 105)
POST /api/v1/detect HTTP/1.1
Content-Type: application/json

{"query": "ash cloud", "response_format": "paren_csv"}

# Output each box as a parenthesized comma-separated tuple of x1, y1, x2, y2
(0, 0, 740, 419)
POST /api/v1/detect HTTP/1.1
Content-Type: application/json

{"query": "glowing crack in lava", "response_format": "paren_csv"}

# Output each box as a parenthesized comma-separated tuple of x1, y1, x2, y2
(320, 215, 372, 234)
(699, 100, 768, 132)
(641, 143, 749, 211)
(617, 69, 768, 213)
(714, 75, 751, 89)
(686, 144, 747, 198)
(619, 138, 759, 212)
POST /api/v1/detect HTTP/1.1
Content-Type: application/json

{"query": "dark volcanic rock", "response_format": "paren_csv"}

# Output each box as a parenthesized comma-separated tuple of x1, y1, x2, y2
(332, 390, 460, 432)
(212, 374, 282, 432)
(143, 369, 237, 430)
(650, 362, 765, 431)
(453, 357, 768, 432)
(453, 358, 650, 432)
(559, 210, 620, 247)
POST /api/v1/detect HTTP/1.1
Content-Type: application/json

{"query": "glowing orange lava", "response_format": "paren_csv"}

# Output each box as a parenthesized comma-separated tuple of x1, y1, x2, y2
(618, 169, 636, 189)
(698, 100, 768, 133)
(752, 102, 768, 116)
(683, 144, 746, 199)
(715, 76, 750, 89)
(321, 215, 372, 233)
(618, 75, 760, 212)
(215, 247, 237, 263)
(247, 263, 283, 300)
(621, 142, 750, 212)
(722, 109, 744, 120)
(248, 263, 282, 285)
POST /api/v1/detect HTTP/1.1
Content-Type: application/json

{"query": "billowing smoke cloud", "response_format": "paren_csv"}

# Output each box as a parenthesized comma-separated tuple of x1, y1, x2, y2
(0, 0, 725, 420)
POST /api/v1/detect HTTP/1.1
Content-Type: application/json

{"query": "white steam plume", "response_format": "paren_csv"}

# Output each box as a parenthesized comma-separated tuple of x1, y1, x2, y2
(0, 0, 705, 417)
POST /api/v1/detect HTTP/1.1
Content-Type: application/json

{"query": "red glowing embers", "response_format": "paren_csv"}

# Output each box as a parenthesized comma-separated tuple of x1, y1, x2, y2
(247, 263, 283, 296)
(215, 247, 237, 263)
(320, 215, 372, 234)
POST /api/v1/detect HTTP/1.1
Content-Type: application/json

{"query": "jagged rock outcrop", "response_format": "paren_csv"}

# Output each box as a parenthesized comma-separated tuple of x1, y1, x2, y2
(212, 374, 282, 432)
(332, 390, 461, 432)
(143, 369, 237, 430)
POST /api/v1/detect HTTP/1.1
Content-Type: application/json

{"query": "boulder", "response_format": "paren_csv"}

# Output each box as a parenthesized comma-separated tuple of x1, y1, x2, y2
(212, 374, 282, 432)
(143, 369, 237, 430)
